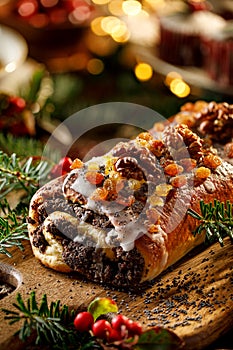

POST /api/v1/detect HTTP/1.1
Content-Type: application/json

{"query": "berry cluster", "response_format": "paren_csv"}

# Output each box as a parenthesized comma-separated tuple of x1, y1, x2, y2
(0, 93, 35, 136)
(74, 311, 142, 345)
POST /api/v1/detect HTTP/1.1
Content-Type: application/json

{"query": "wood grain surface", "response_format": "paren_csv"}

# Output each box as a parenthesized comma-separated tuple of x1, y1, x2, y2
(0, 238, 233, 350)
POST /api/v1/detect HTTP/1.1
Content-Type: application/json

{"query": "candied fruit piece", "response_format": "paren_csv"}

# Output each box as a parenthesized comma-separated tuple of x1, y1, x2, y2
(137, 132, 153, 141)
(85, 171, 104, 185)
(155, 183, 172, 196)
(70, 158, 83, 170)
(195, 167, 211, 179)
(179, 158, 197, 172)
(116, 195, 135, 207)
(148, 224, 160, 233)
(137, 139, 149, 149)
(164, 163, 183, 176)
(170, 175, 187, 188)
(146, 208, 160, 224)
(90, 187, 108, 201)
(203, 154, 222, 169)
(149, 194, 164, 206)
(128, 179, 142, 191)
(105, 157, 117, 175)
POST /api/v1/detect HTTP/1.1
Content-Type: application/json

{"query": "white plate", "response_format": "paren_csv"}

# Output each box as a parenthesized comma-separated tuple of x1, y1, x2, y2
(0, 25, 28, 77)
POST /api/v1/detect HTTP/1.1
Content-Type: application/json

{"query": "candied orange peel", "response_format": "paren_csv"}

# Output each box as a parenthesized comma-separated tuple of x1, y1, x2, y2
(70, 158, 83, 170)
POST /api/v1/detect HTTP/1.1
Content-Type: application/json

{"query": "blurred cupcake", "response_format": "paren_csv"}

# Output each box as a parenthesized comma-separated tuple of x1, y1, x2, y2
(201, 21, 233, 86)
(158, 0, 226, 66)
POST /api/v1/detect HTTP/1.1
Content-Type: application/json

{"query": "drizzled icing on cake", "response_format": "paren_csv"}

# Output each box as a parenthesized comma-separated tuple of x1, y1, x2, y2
(62, 123, 223, 252)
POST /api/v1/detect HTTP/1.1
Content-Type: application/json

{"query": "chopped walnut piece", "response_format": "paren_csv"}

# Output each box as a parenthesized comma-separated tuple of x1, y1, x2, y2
(150, 139, 165, 157)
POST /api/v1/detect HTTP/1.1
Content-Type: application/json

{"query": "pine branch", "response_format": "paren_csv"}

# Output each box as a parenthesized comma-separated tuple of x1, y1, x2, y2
(0, 199, 28, 257)
(0, 133, 60, 159)
(187, 199, 233, 246)
(0, 151, 53, 200)
(2, 291, 99, 349)
(0, 151, 54, 257)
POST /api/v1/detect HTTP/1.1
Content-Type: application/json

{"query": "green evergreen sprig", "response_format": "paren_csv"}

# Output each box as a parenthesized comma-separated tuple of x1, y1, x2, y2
(0, 199, 28, 257)
(0, 151, 54, 257)
(187, 199, 233, 246)
(2, 291, 98, 349)
(0, 151, 53, 199)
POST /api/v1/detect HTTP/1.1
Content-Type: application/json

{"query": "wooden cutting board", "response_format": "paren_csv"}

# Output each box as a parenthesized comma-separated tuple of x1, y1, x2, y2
(0, 238, 233, 350)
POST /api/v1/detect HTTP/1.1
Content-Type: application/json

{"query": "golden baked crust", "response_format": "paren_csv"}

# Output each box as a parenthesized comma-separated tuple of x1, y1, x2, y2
(28, 104, 233, 287)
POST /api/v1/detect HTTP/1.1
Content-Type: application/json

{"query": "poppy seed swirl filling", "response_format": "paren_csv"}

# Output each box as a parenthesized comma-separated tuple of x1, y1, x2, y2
(28, 102, 233, 287)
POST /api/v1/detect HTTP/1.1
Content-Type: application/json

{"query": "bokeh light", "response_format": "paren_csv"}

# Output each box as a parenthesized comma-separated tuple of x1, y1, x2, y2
(165, 71, 182, 86)
(122, 0, 142, 16)
(108, 0, 124, 16)
(87, 58, 104, 74)
(91, 0, 111, 4)
(170, 79, 190, 98)
(134, 62, 153, 81)
(91, 17, 107, 36)
(17, 0, 38, 17)
(101, 16, 122, 34)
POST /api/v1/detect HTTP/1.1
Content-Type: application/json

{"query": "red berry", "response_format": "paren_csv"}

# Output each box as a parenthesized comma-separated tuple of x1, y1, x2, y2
(8, 96, 26, 114)
(111, 314, 129, 331)
(59, 156, 73, 174)
(92, 319, 112, 339)
(74, 311, 94, 332)
(108, 328, 122, 342)
(127, 321, 142, 336)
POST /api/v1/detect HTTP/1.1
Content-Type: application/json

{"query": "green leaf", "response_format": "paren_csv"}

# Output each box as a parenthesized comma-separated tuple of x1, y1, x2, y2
(88, 298, 118, 321)
(135, 326, 184, 350)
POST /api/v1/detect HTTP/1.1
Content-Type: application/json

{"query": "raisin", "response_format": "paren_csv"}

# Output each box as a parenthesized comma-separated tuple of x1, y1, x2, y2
(203, 154, 222, 169)
(164, 163, 183, 176)
(137, 132, 153, 141)
(195, 167, 211, 179)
